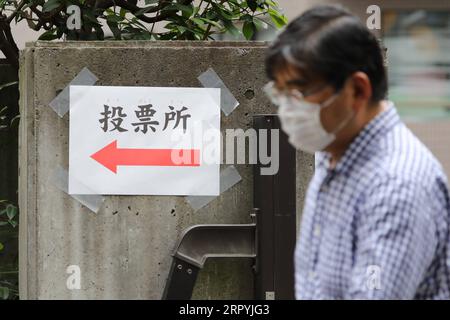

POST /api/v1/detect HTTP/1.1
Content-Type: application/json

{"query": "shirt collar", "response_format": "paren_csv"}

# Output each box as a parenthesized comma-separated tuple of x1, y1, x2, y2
(315, 101, 401, 175)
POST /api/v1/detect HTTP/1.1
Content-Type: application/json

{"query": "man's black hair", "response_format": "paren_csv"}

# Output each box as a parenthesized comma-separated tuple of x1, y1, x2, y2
(265, 4, 387, 102)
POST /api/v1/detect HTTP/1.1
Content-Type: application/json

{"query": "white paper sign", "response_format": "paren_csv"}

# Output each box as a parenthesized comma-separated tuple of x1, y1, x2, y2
(69, 85, 220, 196)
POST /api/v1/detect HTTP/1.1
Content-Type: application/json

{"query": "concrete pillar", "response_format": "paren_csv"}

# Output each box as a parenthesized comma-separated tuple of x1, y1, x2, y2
(18, 41, 314, 299)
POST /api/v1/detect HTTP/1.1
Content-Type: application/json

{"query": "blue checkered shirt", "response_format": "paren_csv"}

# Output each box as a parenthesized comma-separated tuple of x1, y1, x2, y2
(295, 102, 450, 299)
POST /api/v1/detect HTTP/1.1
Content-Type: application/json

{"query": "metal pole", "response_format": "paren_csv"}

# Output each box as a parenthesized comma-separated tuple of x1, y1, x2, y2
(253, 115, 296, 300)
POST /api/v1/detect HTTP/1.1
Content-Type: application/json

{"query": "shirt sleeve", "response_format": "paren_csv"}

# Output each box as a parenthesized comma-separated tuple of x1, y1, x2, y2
(344, 176, 438, 299)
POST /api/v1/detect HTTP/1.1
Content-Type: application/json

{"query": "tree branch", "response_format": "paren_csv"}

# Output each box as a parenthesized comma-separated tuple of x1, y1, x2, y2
(0, 14, 18, 69)
(114, 0, 195, 24)
(114, 0, 166, 15)
(6, 0, 27, 24)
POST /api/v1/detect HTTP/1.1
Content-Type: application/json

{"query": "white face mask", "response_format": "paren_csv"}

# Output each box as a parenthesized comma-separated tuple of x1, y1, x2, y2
(277, 91, 353, 154)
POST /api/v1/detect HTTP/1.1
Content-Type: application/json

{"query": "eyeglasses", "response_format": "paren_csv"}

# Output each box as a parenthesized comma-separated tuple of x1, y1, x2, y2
(263, 81, 329, 106)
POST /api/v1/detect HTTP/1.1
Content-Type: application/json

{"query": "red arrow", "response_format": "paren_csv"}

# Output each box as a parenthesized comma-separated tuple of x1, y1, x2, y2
(90, 140, 200, 173)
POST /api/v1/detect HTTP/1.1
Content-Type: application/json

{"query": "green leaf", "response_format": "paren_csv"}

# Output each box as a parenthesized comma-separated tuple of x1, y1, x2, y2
(161, 4, 194, 18)
(134, 5, 158, 17)
(119, 8, 127, 18)
(8, 220, 17, 228)
(38, 30, 59, 41)
(205, 10, 218, 21)
(0, 242, 3, 251)
(247, 0, 258, 12)
(106, 20, 121, 40)
(243, 20, 256, 40)
(227, 0, 241, 6)
(211, 3, 234, 20)
(223, 20, 240, 37)
(93, 24, 105, 40)
(240, 14, 253, 22)
(129, 17, 147, 29)
(84, 11, 102, 24)
(192, 6, 200, 16)
(198, 18, 222, 29)
(6, 205, 16, 220)
(10, 114, 20, 127)
(106, 14, 122, 23)
(56, 27, 64, 38)
(42, 0, 61, 13)
(139, 33, 153, 40)
(0, 221, 9, 226)
(253, 18, 268, 30)
(0, 81, 18, 91)
(181, 4, 194, 19)
(268, 8, 288, 28)
(0, 287, 9, 300)
(191, 18, 205, 26)
(175, 25, 187, 33)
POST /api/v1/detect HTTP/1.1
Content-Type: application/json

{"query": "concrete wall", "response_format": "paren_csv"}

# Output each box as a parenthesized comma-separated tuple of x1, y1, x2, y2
(18, 40, 314, 299)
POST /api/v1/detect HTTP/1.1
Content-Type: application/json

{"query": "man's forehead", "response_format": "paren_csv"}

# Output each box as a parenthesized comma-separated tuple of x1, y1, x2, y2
(275, 64, 310, 87)
(286, 78, 308, 87)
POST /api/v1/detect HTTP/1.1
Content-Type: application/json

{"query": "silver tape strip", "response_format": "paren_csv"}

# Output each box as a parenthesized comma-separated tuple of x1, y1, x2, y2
(186, 165, 242, 211)
(52, 165, 105, 213)
(48, 67, 98, 118)
(198, 68, 239, 116)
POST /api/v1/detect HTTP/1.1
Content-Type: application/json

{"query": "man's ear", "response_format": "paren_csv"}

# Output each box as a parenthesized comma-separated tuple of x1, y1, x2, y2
(350, 71, 373, 108)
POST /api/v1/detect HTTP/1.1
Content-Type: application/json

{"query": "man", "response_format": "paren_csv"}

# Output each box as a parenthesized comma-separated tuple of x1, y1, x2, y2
(264, 5, 450, 299)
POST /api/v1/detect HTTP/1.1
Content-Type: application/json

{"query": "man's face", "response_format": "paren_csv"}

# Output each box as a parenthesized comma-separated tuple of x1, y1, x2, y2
(273, 64, 357, 151)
